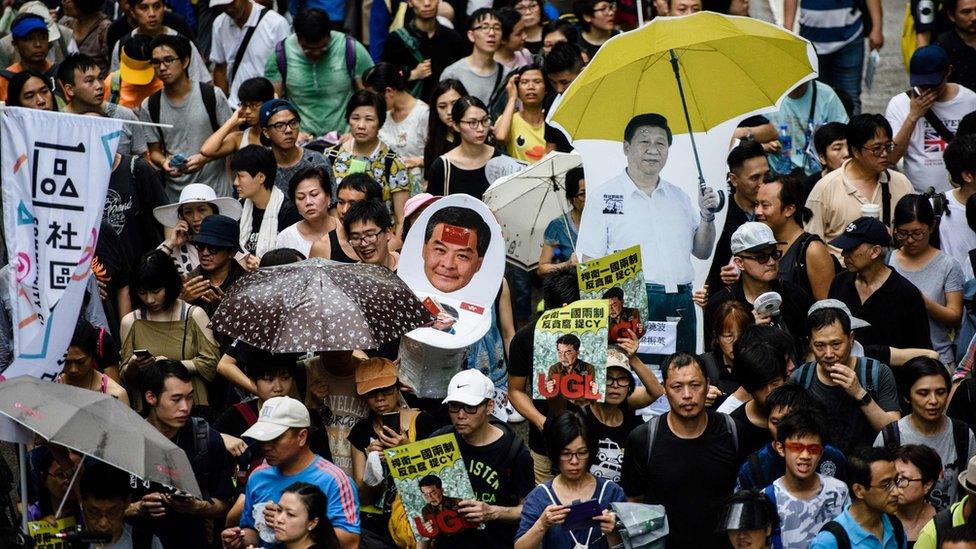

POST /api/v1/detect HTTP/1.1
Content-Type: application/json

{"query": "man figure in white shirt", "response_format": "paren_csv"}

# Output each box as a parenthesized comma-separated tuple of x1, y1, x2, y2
(209, 0, 290, 108)
(577, 112, 720, 356)
(886, 45, 976, 193)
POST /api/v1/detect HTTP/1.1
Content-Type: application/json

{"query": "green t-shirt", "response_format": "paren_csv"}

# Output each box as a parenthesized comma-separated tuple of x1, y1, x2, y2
(264, 32, 374, 137)
(914, 495, 968, 549)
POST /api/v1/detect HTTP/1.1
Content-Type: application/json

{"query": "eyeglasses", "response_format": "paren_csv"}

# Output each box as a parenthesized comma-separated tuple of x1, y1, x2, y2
(894, 229, 928, 242)
(150, 56, 179, 68)
(460, 117, 491, 129)
(267, 118, 300, 132)
(606, 375, 632, 387)
(348, 230, 382, 247)
(863, 142, 895, 157)
(900, 476, 925, 485)
(593, 2, 618, 13)
(783, 441, 824, 456)
(575, 191, 586, 198)
(472, 23, 502, 34)
(447, 401, 486, 414)
(514, 2, 538, 11)
(871, 476, 910, 492)
(559, 448, 590, 462)
(738, 249, 782, 264)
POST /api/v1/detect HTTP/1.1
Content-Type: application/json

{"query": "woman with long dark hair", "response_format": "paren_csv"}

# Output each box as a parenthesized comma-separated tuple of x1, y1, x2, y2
(890, 194, 964, 366)
(273, 482, 340, 549)
(423, 79, 468, 175)
(7, 71, 57, 110)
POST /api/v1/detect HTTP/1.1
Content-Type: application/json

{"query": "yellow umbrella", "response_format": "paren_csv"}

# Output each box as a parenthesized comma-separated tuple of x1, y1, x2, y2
(550, 12, 817, 207)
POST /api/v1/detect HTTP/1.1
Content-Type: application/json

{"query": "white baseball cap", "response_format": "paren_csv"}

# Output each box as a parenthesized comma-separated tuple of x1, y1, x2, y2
(152, 184, 243, 228)
(730, 222, 780, 255)
(442, 369, 495, 406)
(241, 397, 310, 441)
(808, 299, 871, 330)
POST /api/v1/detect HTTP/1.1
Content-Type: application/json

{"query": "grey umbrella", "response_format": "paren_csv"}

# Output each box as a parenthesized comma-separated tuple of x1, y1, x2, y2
(210, 258, 434, 353)
(0, 376, 201, 497)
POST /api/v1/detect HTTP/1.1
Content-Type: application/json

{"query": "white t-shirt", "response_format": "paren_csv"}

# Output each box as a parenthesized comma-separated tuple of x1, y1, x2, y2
(939, 189, 976, 280)
(210, 3, 291, 108)
(380, 101, 429, 193)
(885, 85, 976, 193)
(274, 222, 313, 257)
(770, 474, 849, 548)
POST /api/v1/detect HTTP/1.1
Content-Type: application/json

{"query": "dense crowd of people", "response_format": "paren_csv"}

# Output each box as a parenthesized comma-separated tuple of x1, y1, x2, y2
(0, 0, 976, 547)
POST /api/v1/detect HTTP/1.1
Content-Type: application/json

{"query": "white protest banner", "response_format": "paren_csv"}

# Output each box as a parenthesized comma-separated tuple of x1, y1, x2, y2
(1, 107, 123, 381)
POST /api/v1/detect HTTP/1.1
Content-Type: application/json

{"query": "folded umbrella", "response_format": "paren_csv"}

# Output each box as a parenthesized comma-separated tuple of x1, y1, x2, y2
(0, 376, 201, 497)
(483, 151, 583, 271)
(210, 258, 434, 353)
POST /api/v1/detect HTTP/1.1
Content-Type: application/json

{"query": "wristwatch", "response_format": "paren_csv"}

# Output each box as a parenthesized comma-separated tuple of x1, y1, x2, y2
(857, 391, 872, 406)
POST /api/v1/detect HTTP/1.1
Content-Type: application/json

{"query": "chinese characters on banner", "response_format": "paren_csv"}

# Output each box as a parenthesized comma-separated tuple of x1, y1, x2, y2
(577, 245, 649, 343)
(386, 433, 480, 541)
(532, 299, 609, 402)
(1, 107, 122, 380)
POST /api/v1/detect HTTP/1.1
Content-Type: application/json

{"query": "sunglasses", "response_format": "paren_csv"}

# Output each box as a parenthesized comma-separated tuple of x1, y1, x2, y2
(196, 243, 234, 253)
(447, 401, 486, 414)
(783, 441, 823, 456)
(738, 249, 783, 264)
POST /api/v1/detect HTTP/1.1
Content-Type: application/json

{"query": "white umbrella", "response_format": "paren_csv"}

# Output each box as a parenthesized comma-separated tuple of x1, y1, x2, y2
(483, 152, 583, 271)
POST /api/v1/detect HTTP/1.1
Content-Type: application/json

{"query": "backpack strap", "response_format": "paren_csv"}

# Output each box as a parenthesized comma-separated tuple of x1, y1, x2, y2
(857, 357, 877, 393)
(487, 62, 505, 106)
(190, 416, 210, 463)
(819, 520, 852, 549)
(907, 89, 956, 143)
(275, 39, 288, 94)
(148, 90, 165, 152)
(747, 451, 767, 489)
(723, 413, 739, 455)
(383, 151, 395, 184)
(645, 414, 662, 470)
(764, 484, 783, 549)
(230, 7, 269, 82)
(887, 512, 905, 549)
(344, 34, 359, 88)
(539, 482, 558, 505)
(234, 400, 259, 425)
(934, 506, 955, 549)
(797, 362, 817, 389)
(199, 82, 219, 133)
(880, 421, 900, 451)
(0, 69, 16, 80)
(880, 170, 892, 227)
(950, 418, 971, 471)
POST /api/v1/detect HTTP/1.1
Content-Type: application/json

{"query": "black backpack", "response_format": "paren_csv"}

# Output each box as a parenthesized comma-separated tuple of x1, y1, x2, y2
(819, 513, 904, 549)
(880, 418, 970, 472)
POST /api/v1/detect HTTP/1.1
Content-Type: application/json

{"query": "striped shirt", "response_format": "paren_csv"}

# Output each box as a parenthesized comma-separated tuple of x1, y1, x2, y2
(798, 0, 864, 55)
(242, 454, 360, 543)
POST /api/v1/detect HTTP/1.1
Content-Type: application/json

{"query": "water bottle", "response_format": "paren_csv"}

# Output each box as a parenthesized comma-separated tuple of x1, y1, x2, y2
(778, 124, 792, 160)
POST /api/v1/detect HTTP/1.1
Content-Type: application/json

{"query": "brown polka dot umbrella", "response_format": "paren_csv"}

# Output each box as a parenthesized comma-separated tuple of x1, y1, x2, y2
(210, 258, 434, 353)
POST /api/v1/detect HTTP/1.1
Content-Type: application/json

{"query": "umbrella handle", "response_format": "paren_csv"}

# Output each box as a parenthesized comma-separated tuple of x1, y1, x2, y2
(669, 49, 726, 215)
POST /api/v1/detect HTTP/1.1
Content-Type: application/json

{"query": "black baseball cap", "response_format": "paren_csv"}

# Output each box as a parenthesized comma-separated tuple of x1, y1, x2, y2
(829, 216, 891, 251)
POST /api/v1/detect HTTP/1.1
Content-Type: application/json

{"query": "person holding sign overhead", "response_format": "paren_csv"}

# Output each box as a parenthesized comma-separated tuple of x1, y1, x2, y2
(576, 113, 720, 357)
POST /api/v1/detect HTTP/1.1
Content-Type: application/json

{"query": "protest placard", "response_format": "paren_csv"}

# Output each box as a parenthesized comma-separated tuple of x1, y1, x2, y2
(386, 433, 480, 541)
(398, 195, 505, 349)
(578, 245, 648, 343)
(1, 107, 122, 380)
(532, 299, 609, 402)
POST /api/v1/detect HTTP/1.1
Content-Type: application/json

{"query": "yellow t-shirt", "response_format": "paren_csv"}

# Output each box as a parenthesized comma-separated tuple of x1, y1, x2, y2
(506, 112, 547, 164)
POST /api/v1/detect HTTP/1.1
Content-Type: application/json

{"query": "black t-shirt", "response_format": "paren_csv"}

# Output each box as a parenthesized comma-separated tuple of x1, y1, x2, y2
(508, 323, 553, 454)
(829, 268, 933, 363)
(346, 411, 441, 511)
(243, 200, 302, 255)
(128, 419, 235, 546)
(425, 150, 502, 200)
(730, 405, 772, 458)
(106, 155, 166, 267)
(107, 13, 195, 54)
(621, 411, 739, 548)
(432, 425, 535, 549)
(704, 279, 813, 358)
(94, 220, 130, 340)
(584, 403, 644, 484)
(705, 197, 751, 294)
(380, 23, 470, 102)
